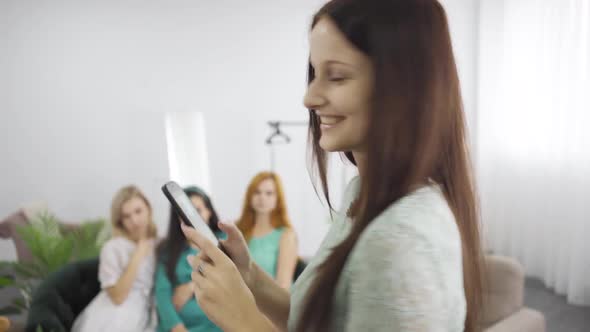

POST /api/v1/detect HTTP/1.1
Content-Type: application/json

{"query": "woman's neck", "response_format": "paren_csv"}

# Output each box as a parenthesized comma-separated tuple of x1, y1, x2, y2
(352, 151, 367, 181)
(352, 150, 429, 192)
(123, 235, 140, 243)
(252, 213, 275, 237)
(254, 213, 272, 228)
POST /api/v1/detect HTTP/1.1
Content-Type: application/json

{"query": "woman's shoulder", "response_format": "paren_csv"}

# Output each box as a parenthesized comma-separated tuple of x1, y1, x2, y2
(342, 176, 362, 206)
(277, 227, 296, 241)
(358, 185, 461, 255)
(345, 185, 467, 330)
(250, 227, 294, 245)
(99, 237, 135, 260)
(275, 226, 297, 239)
(102, 236, 133, 250)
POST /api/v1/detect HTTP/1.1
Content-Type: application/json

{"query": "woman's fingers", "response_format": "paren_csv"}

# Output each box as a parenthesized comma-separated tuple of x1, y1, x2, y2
(188, 257, 216, 281)
(181, 222, 210, 250)
(218, 222, 250, 265)
(181, 223, 227, 265)
(192, 272, 206, 302)
(187, 254, 214, 272)
(218, 221, 242, 242)
(191, 260, 217, 303)
(188, 252, 208, 267)
(192, 270, 204, 290)
(218, 222, 247, 250)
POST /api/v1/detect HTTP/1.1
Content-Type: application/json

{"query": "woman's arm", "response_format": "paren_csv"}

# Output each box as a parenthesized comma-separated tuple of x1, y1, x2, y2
(154, 263, 186, 331)
(275, 229, 298, 290)
(219, 223, 292, 329)
(105, 239, 152, 305)
(250, 263, 291, 331)
(172, 282, 195, 311)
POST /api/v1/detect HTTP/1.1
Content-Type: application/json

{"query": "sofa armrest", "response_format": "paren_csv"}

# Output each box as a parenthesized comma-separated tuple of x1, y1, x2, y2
(482, 255, 525, 326)
(0, 211, 33, 263)
(0, 208, 79, 264)
(484, 307, 545, 332)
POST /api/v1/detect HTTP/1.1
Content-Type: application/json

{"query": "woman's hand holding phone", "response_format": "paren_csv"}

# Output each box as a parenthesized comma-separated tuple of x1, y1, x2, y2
(180, 220, 256, 288)
(180, 222, 267, 332)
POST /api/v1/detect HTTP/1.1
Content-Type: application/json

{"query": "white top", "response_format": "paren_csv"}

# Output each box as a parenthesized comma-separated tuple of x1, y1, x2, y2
(98, 237, 156, 294)
(288, 177, 466, 331)
(72, 237, 157, 332)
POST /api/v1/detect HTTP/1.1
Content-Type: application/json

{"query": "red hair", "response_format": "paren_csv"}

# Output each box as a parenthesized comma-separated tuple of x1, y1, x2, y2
(236, 172, 292, 241)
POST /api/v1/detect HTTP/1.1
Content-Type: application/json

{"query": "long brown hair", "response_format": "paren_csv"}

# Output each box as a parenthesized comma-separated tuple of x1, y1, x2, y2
(236, 172, 292, 241)
(298, 0, 484, 331)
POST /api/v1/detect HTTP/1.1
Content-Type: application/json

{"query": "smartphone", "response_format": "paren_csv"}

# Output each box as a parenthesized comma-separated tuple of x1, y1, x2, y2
(161, 181, 219, 246)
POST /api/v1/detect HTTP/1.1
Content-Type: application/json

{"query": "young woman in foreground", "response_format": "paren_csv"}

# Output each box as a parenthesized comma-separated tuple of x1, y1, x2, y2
(182, 0, 484, 331)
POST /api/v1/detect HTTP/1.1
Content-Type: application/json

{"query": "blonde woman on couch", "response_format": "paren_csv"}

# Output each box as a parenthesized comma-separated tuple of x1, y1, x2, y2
(72, 185, 158, 332)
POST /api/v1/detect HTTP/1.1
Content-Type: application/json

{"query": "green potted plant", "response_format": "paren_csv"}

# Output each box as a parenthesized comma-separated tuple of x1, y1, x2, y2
(0, 211, 109, 315)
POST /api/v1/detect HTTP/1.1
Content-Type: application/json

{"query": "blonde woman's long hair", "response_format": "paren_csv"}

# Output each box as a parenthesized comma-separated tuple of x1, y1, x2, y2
(110, 185, 157, 239)
(236, 172, 292, 242)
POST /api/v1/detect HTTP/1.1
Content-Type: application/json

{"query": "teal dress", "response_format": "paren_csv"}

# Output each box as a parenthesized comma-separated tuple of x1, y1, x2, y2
(155, 232, 226, 332)
(248, 227, 286, 278)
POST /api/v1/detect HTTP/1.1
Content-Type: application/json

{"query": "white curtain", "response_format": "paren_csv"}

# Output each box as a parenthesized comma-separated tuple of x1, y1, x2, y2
(477, 0, 590, 305)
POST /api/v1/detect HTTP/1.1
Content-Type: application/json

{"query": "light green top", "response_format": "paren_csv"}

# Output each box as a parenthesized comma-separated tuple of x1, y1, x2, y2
(248, 227, 286, 278)
(288, 177, 466, 331)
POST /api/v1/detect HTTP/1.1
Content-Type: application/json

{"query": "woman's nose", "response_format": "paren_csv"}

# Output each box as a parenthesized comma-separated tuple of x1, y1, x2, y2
(131, 216, 142, 226)
(303, 81, 327, 110)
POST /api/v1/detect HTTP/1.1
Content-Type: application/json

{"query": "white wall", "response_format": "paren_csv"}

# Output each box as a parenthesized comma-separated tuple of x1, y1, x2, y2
(0, 0, 480, 260)
(0, 0, 325, 259)
(0, 111, 171, 259)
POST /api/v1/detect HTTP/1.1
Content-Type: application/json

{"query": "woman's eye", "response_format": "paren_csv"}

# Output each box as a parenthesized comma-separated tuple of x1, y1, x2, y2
(329, 76, 346, 82)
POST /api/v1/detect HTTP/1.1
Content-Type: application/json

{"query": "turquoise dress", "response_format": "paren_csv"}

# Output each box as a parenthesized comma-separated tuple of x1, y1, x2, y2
(155, 232, 226, 332)
(248, 227, 286, 278)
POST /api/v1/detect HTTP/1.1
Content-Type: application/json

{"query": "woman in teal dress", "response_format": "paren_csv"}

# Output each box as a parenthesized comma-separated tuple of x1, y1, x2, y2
(155, 186, 225, 332)
(236, 172, 298, 289)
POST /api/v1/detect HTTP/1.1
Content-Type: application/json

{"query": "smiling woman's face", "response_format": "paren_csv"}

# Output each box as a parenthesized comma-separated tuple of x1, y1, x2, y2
(304, 16, 374, 153)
